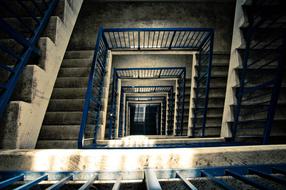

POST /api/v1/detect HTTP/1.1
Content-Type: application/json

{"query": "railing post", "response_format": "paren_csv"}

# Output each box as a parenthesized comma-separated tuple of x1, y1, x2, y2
(201, 32, 214, 137)
(79, 26, 107, 148)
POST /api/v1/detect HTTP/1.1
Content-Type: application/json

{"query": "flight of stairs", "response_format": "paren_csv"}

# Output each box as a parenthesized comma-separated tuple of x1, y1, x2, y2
(192, 53, 230, 137)
(0, 0, 83, 148)
(223, 0, 286, 143)
(176, 78, 191, 136)
(37, 50, 93, 149)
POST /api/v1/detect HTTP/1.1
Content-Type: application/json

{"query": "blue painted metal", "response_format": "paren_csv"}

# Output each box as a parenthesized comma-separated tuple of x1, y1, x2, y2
(78, 26, 109, 148)
(201, 170, 235, 190)
(248, 168, 286, 185)
(78, 175, 97, 190)
(231, 1, 286, 144)
(176, 68, 186, 135)
(110, 85, 173, 139)
(191, 30, 214, 137)
(108, 69, 119, 139)
(79, 28, 214, 148)
(272, 167, 286, 175)
(118, 90, 125, 138)
(46, 174, 73, 190)
(103, 28, 212, 50)
(122, 86, 174, 93)
(14, 174, 48, 190)
(115, 67, 185, 79)
(99, 67, 185, 140)
(167, 87, 175, 135)
(225, 169, 271, 190)
(126, 95, 167, 135)
(176, 171, 198, 190)
(0, 0, 59, 118)
(0, 174, 24, 189)
(144, 169, 162, 190)
(1, 164, 285, 189)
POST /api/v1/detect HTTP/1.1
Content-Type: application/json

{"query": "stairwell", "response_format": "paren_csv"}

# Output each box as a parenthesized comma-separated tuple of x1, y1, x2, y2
(0, 0, 83, 149)
(191, 53, 230, 138)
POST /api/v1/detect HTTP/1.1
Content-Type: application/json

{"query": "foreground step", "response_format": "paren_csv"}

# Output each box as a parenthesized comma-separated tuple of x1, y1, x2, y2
(1, 145, 286, 171)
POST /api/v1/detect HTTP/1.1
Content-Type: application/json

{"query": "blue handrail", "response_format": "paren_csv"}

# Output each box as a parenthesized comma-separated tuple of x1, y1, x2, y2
(192, 31, 214, 137)
(78, 27, 109, 148)
(122, 95, 167, 136)
(1, 164, 285, 189)
(109, 85, 174, 139)
(0, 0, 59, 118)
(79, 27, 214, 148)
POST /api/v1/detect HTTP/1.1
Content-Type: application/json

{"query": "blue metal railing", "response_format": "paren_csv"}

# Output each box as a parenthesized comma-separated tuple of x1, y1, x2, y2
(176, 69, 186, 135)
(109, 85, 174, 139)
(192, 31, 214, 137)
(231, 0, 286, 144)
(167, 88, 175, 135)
(124, 95, 167, 135)
(103, 28, 212, 50)
(107, 67, 185, 139)
(108, 69, 118, 139)
(79, 28, 214, 148)
(78, 27, 109, 148)
(118, 89, 124, 137)
(0, 0, 59, 118)
(0, 164, 285, 189)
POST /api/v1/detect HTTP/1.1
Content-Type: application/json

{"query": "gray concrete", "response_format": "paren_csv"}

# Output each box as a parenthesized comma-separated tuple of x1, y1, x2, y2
(68, 0, 235, 52)
(0, 145, 285, 171)
(0, 0, 84, 149)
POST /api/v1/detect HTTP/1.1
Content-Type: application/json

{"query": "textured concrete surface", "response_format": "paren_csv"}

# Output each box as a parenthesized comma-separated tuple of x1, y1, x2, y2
(0, 145, 285, 171)
(0, 0, 84, 149)
(68, 1, 235, 52)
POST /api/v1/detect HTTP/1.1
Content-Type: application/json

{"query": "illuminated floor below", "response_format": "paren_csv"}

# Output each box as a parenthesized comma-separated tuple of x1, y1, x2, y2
(96, 135, 226, 148)
(0, 145, 285, 171)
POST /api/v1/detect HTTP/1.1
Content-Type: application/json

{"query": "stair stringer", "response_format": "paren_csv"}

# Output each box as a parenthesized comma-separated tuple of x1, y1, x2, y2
(0, 0, 83, 149)
(221, 0, 249, 138)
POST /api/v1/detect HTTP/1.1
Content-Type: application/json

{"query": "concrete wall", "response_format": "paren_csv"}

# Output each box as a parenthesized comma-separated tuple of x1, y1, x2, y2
(68, 0, 235, 52)
(112, 54, 193, 78)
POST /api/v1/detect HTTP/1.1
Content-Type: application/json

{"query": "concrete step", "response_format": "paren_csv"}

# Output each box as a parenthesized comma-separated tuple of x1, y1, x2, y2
(195, 78, 227, 88)
(47, 99, 85, 111)
(61, 58, 92, 68)
(43, 111, 83, 125)
(43, 111, 105, 125)
(3, 0, 75, 24)
(54, 77, 88, 88)
(58, 67, 90, 77)
(38, 125, 80, 140)
(64, 50, 94, 59)
(194, 118, 222, 127)
(37, 140, 77, 149)
(51, 88, 87, 99)
(236, 124, 286, 137)
(0, 16, 63, 44)
(194, 97, 225, 108)
(212, 53, 230, 66)
(193, 127, 221, 137)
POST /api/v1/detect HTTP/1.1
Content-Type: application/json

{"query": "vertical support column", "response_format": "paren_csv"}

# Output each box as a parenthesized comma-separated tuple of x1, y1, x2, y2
(122, 93, 126, 137)
(126, 102, 130, 136)
(115, 79, 122, 138)
(173, 80, 178, 136)
(160, 102, 163, 135)
(165, 94, 169, 135)
(188, 53, 198, 136)
(221, 0, 245, 138)
(98, 50, 112, 140)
